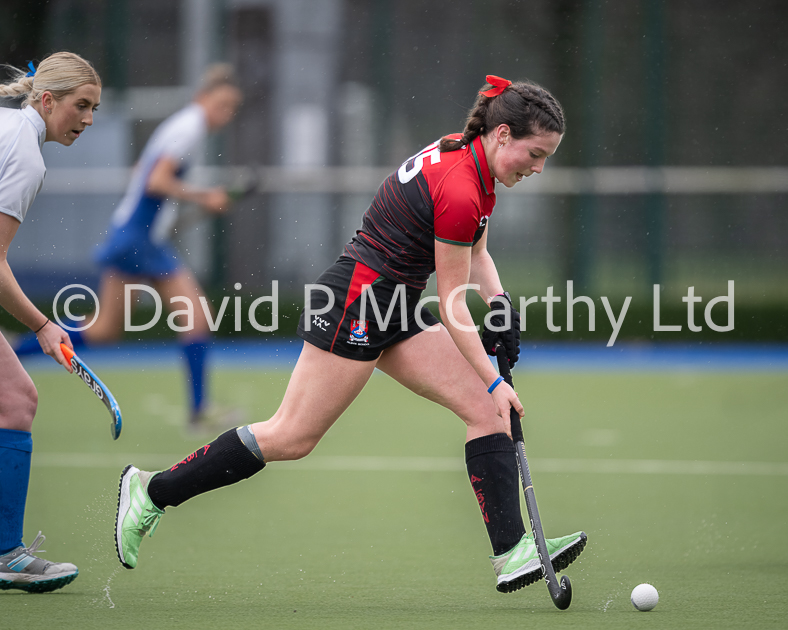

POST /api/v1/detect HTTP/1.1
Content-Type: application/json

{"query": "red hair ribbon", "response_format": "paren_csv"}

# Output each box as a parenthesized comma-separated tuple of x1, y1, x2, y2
(479, 75, 512, 98)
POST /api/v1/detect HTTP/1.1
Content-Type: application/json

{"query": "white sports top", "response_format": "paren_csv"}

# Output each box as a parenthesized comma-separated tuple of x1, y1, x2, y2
(109, 103, 207, 239)
(0, 106, 47, 223)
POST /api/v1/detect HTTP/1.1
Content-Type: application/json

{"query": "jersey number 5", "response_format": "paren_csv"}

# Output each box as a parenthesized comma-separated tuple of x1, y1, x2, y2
(397, 141, 441, 184)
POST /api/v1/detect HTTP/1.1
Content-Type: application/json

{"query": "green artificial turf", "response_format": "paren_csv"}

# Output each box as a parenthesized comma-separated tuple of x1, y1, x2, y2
(3, 366, 787, 629)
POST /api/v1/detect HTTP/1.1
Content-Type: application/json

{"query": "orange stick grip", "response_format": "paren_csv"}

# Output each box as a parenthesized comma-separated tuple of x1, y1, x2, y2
(60, 342, 75, 363)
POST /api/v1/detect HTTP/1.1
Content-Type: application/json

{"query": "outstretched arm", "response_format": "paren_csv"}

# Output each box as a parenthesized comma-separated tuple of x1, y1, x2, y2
(146, 156, 229, 214)
(0, 213, 71, 370)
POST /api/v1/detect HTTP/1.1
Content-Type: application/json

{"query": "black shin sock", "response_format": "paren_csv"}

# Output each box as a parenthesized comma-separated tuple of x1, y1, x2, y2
(148, 429, 265, 509)
(465, 433, 526, 556)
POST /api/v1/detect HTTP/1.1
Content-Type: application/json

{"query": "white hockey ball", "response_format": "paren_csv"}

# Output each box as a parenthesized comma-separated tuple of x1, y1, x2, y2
(631, 583, 659, 611)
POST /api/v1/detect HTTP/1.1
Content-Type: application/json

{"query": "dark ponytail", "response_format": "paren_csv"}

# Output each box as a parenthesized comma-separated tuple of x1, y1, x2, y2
(440, 78, 565, 152)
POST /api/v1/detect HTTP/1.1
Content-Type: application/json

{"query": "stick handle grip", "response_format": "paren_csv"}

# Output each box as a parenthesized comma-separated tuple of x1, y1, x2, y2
(60, 342, 75, 363)
(494, 344, 524, 444)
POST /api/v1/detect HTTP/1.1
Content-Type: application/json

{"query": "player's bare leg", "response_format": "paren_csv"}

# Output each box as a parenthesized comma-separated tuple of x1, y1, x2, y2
(249, 341, 378, 461)
(154, 268, 212, 340)
(82, 270, 136, 343)
(155, 269, 220, 424)
(375, 323, 507, 441)
(0, 333, 37, 432)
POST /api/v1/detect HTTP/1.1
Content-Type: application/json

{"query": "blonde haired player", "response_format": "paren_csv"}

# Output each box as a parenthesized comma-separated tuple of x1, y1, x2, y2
(0, 51, 101, 593)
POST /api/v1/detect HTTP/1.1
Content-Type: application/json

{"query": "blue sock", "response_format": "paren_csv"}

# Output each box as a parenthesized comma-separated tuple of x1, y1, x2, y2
(182, 340, 208, 417)
(15, 328, 86, 357)
(0, 428, 33, 555)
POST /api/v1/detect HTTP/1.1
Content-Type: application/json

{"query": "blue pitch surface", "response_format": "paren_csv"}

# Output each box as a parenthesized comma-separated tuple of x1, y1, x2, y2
(18, 339, 788, 371)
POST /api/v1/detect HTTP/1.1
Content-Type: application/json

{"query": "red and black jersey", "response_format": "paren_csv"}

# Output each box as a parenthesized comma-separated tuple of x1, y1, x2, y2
(342, 134, 497, 290)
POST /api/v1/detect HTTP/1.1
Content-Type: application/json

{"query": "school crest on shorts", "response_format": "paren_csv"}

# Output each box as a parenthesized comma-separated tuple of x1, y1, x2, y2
(349, 319, 369, 344)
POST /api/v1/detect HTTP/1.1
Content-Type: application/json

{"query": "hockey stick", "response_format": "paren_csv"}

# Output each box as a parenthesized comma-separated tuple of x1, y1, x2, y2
(60, 343, 122, 440)
(495, 344, 572, 610)
(227, 177, 259, 202)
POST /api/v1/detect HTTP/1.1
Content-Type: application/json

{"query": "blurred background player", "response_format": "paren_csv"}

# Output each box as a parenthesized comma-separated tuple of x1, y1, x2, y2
(15, 64, 243, 433)
(114, 76, 586, 593)
(0, 52, 101, 593)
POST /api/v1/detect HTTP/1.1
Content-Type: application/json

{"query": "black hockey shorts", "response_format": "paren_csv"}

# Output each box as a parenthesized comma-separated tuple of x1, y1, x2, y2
(296, 257, 440, 361)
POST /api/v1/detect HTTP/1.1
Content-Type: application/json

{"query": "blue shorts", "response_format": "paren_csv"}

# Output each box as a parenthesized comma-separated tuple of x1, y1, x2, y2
(94, 228, 180, 278)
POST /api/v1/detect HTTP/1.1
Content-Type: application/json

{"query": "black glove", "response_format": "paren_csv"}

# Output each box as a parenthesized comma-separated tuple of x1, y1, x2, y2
(481, 292, 521, 368)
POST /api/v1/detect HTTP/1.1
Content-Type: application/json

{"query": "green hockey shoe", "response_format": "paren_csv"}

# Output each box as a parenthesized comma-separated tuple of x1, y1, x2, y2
(491, 531, 587, 593)
(115, 465, 164, 569)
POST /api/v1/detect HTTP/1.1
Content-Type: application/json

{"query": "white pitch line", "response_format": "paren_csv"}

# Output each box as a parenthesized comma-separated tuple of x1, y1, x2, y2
(30, 453, 788, 476)
(533, 458, 788, 476)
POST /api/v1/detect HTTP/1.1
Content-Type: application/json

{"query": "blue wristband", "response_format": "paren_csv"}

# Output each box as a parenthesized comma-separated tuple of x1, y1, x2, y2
(487, 376, 504, 394)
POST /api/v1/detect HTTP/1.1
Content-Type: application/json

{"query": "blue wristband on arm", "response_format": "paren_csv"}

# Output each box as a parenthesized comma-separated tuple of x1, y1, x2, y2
(487, 376, 504, 393)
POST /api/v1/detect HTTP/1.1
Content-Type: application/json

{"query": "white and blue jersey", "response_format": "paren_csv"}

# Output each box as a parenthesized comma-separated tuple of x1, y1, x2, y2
(95, 103, 207, 277)
(0, 106, 47, 224)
